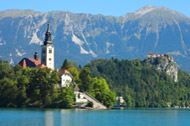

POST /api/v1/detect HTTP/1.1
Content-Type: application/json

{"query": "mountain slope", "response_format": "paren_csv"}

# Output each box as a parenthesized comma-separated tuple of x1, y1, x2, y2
(0, 5, 190, 71)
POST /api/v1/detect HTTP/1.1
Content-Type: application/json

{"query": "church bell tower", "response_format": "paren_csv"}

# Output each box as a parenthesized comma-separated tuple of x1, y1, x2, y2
(41, 22, 54, 70)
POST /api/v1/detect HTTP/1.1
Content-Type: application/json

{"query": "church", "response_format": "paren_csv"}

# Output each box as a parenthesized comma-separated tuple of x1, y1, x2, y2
(19, 22, 55, 70)
(18, 23, 73, 87)
(18, 23, 107, 109)
(41, 23, 55, 70)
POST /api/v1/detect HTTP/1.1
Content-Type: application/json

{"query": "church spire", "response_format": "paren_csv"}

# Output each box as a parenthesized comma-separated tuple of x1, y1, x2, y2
(46, 22, 50, 33)
(44, 22, 52, 45)
(41, 22, 55, 70)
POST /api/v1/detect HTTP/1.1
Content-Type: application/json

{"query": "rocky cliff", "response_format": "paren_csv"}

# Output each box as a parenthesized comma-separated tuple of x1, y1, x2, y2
(146, 54, 178, 82)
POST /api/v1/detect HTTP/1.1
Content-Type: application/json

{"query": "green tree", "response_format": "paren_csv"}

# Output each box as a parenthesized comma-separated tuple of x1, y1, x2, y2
(15, 75, 29, 107)
(54, 87, 74, 108)
(79, 67, 91, 91)
(0, 61, 14, 80)
(91, 77, 116, 107)
(61, 59, 73, 70)
(68, 66, 80, 83)
(26, 68, 59, 107)
(125, 95, 135, 107)
(0, 78, 17, 107)
(85, 58, 190, 107)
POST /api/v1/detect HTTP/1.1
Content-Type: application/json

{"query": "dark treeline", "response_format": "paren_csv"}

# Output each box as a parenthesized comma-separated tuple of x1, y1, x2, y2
(0, 60, 115, 108)
(85, 58, 190, 107)
(0, 60, 74, 108)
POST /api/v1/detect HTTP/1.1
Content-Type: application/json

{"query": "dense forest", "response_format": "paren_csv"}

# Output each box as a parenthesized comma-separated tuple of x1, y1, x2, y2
(2, 57, 190, 108)
(0, 60, 115, 108)
(85, 58, 190, 107)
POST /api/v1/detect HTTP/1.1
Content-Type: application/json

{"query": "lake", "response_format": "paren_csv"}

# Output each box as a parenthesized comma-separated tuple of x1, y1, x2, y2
(0, 108, 190, 126)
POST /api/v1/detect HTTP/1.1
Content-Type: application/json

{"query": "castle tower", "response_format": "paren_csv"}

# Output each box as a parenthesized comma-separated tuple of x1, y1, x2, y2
(41, 23, 54, 70)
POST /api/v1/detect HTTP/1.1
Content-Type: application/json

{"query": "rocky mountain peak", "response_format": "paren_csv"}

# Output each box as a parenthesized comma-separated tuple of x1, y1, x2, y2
(0, 9, 41, 18)
(135, 5, 157, 15)
(134, 5, 188, 20)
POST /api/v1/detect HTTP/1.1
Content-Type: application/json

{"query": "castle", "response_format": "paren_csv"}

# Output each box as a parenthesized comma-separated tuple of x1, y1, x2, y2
(147, 52, 173, 62)
(146, 52, 178, 82)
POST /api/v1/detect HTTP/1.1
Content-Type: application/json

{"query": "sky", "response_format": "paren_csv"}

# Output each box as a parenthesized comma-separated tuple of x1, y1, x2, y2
(0, 0, 189, 17)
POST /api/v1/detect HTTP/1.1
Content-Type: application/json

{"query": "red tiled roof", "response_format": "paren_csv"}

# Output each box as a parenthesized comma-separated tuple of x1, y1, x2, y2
(64, 70, 70, 74)
(36, 64, 46, 69)
(28, 58, 41, 65)
(19, 58, 27, 68)
(18, 58, 42, 68)
(58, 69, 71, 76)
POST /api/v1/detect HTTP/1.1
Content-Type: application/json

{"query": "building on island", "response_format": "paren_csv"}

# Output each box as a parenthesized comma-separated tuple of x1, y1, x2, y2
(17, 22, 106, 109)
(18, 23, 72, 86)
(41, 23, 55, 70)
(18, 23, 54, 70)
(58, 69, 73, 87)
(18, 51, 46, 69)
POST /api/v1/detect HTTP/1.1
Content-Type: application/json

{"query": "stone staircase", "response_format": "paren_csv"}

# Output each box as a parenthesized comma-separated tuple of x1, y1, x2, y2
(79, 91, 107, 109)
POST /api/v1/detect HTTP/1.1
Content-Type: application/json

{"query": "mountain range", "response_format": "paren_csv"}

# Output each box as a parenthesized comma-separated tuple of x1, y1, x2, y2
(0, 5, 190, 72)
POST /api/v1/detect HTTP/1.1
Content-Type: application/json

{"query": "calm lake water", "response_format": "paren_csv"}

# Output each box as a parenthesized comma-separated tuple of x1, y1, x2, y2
(0, 108, 190, 126)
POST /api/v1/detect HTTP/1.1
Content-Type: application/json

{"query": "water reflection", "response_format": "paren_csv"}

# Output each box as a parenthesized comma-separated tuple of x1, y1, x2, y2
(45, 111, 54, 126)
(164, 110, 178, 126)
(0, 108, 189, 126)
(41, 109, 181, 126)
(60, 110, 72, 126)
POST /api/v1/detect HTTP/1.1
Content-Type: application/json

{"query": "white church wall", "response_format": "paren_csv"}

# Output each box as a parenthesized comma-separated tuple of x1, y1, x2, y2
(45, 45, 54, 70)
(61, 74, 72, 87)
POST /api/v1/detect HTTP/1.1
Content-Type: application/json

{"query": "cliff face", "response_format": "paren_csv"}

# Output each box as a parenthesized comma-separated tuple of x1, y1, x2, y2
(146, 55, 178, 82)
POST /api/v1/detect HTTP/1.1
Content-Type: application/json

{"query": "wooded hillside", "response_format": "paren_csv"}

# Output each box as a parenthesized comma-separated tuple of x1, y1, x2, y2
(85, 58, 190, 107)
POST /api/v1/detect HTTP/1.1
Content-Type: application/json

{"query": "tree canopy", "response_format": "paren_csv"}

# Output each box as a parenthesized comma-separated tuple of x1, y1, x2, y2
(85, 58, 190, 107)
(0, 61, 74, 108)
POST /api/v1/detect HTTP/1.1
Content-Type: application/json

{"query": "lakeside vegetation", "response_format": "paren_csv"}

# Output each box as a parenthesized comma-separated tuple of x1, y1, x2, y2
(0, 60, 115, 108)
(0, 60, 74, 108)
(85, 58, 190, 107)
(1, 57, 190, 108)
(62, 59, 116, 107)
